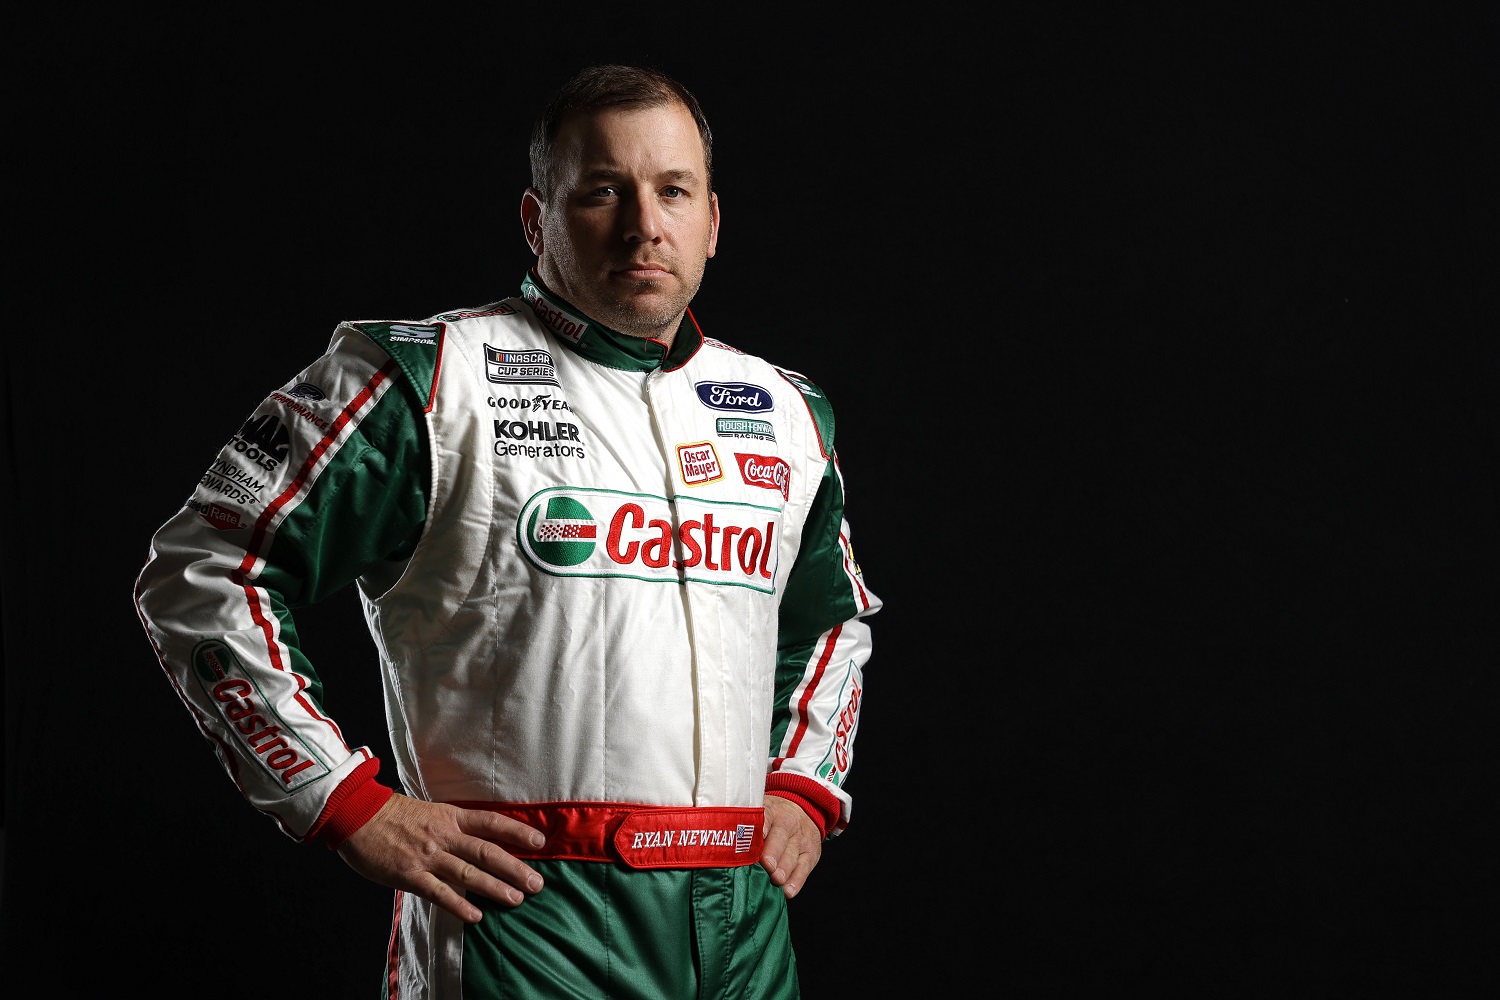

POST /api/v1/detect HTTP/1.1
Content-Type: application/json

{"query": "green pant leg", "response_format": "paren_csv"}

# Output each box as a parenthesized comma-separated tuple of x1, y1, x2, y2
(461, 861, 798, 999)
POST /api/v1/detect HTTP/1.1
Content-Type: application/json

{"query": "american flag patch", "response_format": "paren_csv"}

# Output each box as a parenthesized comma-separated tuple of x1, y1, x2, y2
(735, 824, 755, 853)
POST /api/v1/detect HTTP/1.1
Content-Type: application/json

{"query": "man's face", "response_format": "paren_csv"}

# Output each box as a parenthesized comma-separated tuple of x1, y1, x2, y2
(522, 102, 719, 345)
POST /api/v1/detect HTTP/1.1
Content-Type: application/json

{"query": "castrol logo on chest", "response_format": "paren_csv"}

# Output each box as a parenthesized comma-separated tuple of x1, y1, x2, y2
(517, 487, 781, 593)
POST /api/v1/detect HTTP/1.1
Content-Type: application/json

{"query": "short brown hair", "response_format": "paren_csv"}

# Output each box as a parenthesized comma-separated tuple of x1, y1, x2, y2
(528, 63, 714, 200)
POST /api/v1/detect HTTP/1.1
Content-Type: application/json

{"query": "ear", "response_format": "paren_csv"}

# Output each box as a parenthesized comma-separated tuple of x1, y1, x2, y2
(706, 192, 720, 260)
(520, 188, 546, 255)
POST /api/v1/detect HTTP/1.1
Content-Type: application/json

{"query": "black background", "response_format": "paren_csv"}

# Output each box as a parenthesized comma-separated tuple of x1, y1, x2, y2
(5, 7, 1499, 995)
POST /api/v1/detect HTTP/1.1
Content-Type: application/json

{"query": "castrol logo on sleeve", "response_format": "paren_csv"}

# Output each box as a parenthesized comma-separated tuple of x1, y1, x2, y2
(189, 639, 330, 789)
(517, 487, 781, 593)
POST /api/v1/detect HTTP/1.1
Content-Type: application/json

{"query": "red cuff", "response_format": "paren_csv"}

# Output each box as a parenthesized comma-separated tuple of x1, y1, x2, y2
(308, 758, 394, 850)
(765, 772, 841, 839)
(766, 791, 830, 839)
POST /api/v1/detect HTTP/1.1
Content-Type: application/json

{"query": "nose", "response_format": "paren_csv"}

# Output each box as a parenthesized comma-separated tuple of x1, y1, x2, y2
(622, 190, 663, 244)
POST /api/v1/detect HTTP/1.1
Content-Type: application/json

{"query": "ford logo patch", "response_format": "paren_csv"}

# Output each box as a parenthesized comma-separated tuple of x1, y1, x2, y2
(694, 381, 773, 413)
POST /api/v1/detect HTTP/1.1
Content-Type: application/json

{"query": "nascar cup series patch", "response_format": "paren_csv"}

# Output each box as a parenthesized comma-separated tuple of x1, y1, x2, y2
(486, 345, 560, 386)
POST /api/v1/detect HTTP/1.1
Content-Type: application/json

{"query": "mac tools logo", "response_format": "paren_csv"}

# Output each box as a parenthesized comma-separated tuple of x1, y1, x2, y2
(518, 488, 781, 592)
(229, 414, 290, 471)
(693, 381, 773, 413)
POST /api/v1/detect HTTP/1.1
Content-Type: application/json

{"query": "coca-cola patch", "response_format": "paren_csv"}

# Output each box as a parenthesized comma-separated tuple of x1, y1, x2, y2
(734, 453, 790, 500)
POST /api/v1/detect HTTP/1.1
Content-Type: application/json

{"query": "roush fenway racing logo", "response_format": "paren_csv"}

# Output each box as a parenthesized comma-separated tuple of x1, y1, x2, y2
(517, 487, 781, 592)
(734, 453, 790, 500)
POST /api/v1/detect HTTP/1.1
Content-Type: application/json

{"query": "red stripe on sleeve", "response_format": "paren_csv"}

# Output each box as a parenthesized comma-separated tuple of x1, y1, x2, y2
(228, 362, 398, 741)
(771, 623, 843, 770)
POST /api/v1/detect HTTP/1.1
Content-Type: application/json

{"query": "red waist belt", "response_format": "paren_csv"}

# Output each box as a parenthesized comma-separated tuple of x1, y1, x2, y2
(454, 801, 765, 869)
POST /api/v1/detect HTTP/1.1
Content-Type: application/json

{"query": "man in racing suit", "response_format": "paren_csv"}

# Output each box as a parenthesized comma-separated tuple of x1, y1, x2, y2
(134, 64, 879, 999)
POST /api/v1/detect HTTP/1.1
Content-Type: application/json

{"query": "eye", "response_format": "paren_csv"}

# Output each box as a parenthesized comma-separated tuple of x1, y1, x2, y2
(661, 186, 686, 199)
(590, 185, 620, 198)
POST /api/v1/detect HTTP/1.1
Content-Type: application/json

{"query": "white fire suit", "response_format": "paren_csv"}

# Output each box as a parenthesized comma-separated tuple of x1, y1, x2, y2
(134, 272, 881, 998)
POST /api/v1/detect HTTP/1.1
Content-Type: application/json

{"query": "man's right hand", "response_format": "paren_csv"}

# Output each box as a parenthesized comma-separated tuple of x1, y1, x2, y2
(336, 792, 546, 923)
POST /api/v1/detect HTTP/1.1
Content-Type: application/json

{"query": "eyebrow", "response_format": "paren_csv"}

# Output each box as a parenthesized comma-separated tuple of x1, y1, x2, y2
(579, 167, 701, 185)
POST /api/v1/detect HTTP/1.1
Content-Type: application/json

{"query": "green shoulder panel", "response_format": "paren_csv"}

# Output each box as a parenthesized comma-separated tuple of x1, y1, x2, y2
(352, 322, 444, 410)
(775, 366, 836, 456)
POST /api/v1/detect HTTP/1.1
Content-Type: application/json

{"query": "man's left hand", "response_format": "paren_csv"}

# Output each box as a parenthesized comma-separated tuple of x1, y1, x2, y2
(760, 795, 822, 899)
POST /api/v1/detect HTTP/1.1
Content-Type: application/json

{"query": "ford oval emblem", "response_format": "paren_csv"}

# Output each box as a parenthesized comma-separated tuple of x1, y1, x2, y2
(693, 381, 773, 413)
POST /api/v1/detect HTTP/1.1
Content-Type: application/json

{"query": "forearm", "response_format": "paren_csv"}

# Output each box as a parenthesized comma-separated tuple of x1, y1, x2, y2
(135, 330, 428, 840)
(769, 454, 881, 837)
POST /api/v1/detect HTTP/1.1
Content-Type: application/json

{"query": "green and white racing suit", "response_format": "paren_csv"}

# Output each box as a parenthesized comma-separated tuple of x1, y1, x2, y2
(135, 272, 881, 998)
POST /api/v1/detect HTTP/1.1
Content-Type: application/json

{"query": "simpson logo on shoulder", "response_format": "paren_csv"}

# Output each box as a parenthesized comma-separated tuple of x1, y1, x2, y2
(777, 368, 823, 398)
(354, 321, 444, 347)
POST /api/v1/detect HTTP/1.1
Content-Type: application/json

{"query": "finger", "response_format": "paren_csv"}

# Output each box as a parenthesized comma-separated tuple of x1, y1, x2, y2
(439, 845, 543, 908)
(759, 824, 788, 870)
(759, 839, 785, 882)
(776, 857, 806, 897)
(423, 874, 487, 924)
(465, 838, 546, 894)
(460, 809, 547, 850)
(782, 848, 818, 898)
(413, 866, 522, 926)
(762, 844, 793, 886)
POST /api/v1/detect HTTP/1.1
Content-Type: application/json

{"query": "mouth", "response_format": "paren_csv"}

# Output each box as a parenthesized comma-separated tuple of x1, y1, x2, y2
(613, 262, 672, 280)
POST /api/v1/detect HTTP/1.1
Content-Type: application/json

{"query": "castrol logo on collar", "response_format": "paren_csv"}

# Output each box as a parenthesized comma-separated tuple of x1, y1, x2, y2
(517, 488, 781, 593)
(524, 288, 588, 344)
